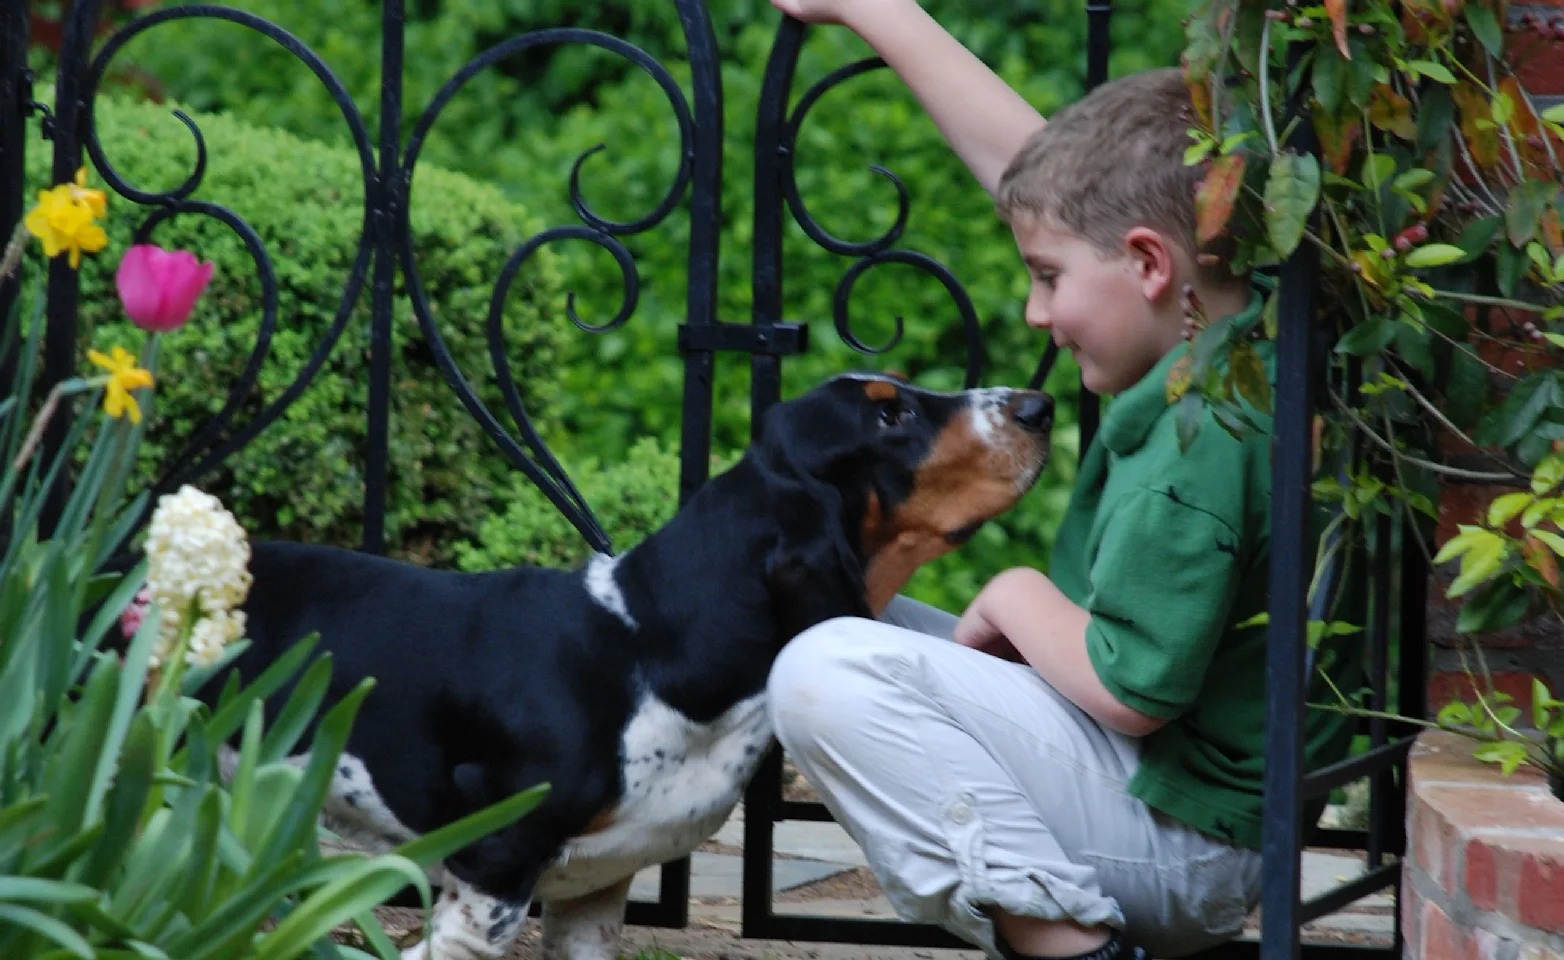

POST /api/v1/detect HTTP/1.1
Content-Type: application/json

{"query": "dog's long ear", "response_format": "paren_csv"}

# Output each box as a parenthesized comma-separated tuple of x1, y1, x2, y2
(753, 400, 873, 637)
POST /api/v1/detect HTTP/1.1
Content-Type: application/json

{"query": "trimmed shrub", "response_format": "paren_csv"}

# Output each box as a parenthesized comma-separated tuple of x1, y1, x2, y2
(23, 93, 570, 563)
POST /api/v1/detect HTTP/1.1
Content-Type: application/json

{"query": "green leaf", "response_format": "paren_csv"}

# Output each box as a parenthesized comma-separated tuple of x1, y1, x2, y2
(1405, 244, 1468, 268)
(1407, 59, 1457, 84)
(1457, 578, 1532, 633)
(1473, 740, 1531, 776)
(1437, 701, 1473, 726)
(1536, 679, 1556, 730)
(1335, 317, 1398, 355)
(79, 712, 156, 888)
(1544, 103, 1564, 124)
(393, 781, 549, 871)
(1229, 342, 1272, 413)
(204, 634, 319, 745)
(250, 855, 430, 960)
(1496, 240, 1529, 297)
(1174, 392, 1203, 453)
(1449, 529, 1511, 596)
(256, 679, 376, 869)
(0, 877, 98, 903)
(1265, 152, 1321, 258)
(1361, 152, 1397, 192)
(1455, 216, 1501, 262)
(0, 904, 94, 958)
(1465, 4, 1503, 55)
(1507, 179, 1557, 247)
(260, 652, 334, 764)
(1489, 492, 1534, 527)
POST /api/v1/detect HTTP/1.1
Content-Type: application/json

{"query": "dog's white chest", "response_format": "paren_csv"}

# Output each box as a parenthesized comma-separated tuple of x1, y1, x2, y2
(535, 691, 773, 901)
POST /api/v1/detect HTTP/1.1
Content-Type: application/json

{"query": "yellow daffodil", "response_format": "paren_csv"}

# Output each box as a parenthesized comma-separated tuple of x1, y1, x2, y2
(25, 167, 109, 269)
(88, 346, 155, 424)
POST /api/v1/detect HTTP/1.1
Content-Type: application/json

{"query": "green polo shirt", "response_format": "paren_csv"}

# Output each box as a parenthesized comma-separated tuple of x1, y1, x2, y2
(1049, 289, 1354, 850)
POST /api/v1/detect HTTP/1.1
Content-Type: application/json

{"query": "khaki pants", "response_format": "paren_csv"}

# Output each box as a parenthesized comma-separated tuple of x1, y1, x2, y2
(766, 597, 1262, 959)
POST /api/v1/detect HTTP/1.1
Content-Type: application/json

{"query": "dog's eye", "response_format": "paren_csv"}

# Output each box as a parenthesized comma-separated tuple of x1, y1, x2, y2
(878, 401, 912, 428)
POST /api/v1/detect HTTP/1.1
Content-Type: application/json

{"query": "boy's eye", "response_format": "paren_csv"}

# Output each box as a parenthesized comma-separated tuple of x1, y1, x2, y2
(1033, 270, 1057, 289)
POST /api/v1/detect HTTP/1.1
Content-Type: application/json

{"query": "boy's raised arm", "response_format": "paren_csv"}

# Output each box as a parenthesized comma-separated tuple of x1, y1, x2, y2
(769, 0, 1046, 197)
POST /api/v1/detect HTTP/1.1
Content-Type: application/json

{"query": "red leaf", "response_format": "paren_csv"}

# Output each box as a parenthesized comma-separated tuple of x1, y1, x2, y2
(1325, 0, 1353, 58)
(1195, 153, 1247, 245)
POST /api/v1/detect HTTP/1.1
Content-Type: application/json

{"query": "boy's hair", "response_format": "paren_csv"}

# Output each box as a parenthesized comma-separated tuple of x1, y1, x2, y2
(997, 67, 1243, 291)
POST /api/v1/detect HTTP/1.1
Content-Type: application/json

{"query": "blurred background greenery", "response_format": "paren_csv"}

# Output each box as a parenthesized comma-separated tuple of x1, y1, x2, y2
(26, 0, 1195, 611)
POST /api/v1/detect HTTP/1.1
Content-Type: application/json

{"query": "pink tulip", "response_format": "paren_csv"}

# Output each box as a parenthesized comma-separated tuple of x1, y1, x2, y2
(115, 243, 214, 332)
(120, 586, 151, 641)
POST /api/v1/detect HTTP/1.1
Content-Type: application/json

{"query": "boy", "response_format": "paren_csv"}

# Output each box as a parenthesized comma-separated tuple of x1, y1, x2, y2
(763, 2, 1306, 959)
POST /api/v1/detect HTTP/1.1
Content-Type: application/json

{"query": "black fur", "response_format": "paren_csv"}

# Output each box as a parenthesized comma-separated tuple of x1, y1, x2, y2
(210, 374, 1051, 910)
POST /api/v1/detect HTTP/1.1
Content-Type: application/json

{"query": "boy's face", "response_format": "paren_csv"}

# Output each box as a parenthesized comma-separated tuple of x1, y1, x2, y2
(1010, 215, 1183, 395)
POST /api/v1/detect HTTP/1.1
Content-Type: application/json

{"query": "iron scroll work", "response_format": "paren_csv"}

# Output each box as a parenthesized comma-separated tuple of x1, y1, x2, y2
(2, 1, 1425, 959)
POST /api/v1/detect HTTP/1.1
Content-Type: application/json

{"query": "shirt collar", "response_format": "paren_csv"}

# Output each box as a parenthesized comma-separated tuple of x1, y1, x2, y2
(1095, 284, 1267, 456)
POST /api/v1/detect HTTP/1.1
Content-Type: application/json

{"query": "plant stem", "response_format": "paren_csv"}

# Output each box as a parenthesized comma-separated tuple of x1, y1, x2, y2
(1330, 392, 1521, 481)
(1259, 16, 1279, 156)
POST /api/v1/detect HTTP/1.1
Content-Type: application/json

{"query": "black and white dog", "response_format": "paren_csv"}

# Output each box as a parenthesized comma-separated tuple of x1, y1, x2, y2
(225, 374, 1053, 960)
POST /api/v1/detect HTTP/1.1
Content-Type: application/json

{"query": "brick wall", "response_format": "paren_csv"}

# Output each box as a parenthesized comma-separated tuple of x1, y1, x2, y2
(1405, 7, 1564, 960)
(1403, 732, 1564, 960)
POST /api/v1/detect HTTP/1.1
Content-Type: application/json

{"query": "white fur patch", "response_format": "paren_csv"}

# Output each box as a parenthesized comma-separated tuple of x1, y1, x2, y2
(966, 387, 1014, 444)
(540, 877, 634, 960)
(534, 690, 772, 902)
(584, 553, 637, 630)
(400, 876, 527, 960)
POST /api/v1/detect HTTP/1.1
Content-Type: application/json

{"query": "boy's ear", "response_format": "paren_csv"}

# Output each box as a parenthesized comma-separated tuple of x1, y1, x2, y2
(1123, 226, 1177, 302)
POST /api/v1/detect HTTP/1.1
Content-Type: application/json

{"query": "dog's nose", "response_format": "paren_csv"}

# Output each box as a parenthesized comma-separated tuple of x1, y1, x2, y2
(1014, 393, 1054, 432)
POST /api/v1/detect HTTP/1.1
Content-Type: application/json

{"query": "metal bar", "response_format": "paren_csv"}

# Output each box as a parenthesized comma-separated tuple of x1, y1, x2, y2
(0, 0, 27, 327)
(1309, 828, 1369, 850)
(361, 0, 403, 555)
(742, 16, 805, 936)
(743, 913, 970, 950)
(1190, 941, 1395, 960)
(778, 799, 836, 822)
(1077, 0, 1111, 450)
(1367, 510, 1394, 867)
(1301, 862, 1401, 924)
(1302, 737, 1415, 800)
(39, 0, 100, 535)
(1260, 106, 1321, 960)
(638, 0, 730, 927)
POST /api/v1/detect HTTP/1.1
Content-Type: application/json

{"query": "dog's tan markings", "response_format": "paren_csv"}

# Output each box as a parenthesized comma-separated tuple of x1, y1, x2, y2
(581, 808, 616, 835)
(863, 415, 1030, 613)
(862, 379, 899, 401)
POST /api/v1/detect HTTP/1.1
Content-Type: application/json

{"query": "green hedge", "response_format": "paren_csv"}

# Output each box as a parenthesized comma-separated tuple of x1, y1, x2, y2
(23, 94, 570, 563)
(32, 0, 1196, 609)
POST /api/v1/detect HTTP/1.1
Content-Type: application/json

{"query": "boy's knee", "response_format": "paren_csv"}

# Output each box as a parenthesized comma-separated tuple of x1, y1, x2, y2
(768, 617, 905, 750)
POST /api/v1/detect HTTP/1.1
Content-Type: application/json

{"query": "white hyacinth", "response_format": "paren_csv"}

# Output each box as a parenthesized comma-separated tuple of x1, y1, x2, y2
(143, 485, 252, 669)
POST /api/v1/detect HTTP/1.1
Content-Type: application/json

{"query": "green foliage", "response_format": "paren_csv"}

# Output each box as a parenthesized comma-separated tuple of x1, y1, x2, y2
(84, 0, 1195, 608)
(1182, 0, 1564, 634)
(0, 267, 544, 958)
(454, 436, 697, 571)
(22, 93, 570, 564)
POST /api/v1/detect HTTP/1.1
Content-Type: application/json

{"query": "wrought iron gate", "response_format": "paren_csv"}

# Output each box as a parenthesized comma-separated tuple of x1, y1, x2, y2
(0, 2, 1427, 959)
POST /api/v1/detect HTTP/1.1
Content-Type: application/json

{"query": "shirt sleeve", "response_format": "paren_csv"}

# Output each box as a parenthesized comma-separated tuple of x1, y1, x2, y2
(1082, 487, 1244, 719)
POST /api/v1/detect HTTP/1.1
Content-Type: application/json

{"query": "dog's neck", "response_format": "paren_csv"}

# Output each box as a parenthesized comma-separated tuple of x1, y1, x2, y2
(606, 455, 866, 722)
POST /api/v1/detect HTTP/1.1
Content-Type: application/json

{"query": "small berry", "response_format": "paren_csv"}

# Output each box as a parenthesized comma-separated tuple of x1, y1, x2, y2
(1381, 247, 1398, 260)
(1296, 15, 1314, 28)
(1358, 23, 1375, 34)
(1266, 9, 1289, 20)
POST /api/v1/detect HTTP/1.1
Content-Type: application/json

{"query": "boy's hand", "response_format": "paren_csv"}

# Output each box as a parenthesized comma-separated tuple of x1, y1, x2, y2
(960, 567, 1168, 737)
(764, 0, 1044, 196)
